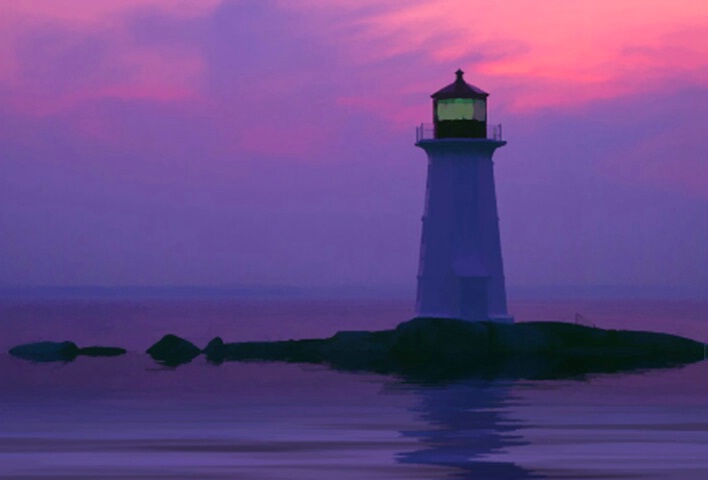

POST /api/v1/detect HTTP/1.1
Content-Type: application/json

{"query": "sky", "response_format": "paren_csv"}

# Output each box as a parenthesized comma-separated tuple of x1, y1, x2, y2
(1, 0, 707, 298)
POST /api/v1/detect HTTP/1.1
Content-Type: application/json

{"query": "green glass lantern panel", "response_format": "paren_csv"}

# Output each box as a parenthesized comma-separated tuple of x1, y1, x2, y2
(436, 98, 474, 121)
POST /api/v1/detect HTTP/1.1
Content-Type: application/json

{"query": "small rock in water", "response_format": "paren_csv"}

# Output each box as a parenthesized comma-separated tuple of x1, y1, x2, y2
(9, 341, 80, 363)
(146, 334, 201, 366)
(203, 337, 225, 364)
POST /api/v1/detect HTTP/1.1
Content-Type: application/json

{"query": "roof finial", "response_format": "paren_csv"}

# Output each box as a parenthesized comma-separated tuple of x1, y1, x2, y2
(455, 69, 465, 82)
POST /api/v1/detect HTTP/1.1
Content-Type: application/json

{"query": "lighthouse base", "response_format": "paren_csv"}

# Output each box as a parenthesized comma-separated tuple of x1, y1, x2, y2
(415, 313, 514, 325)
(416, 271, 514, 324)
(488, 314, 514, 324)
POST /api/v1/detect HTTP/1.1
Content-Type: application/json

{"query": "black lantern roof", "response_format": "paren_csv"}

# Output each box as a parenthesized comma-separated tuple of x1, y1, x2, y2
(431, 69, 488, 100)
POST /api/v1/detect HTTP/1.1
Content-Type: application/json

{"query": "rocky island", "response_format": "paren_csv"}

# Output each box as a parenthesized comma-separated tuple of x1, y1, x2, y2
(9, 318, 704, 380)
(149, 318, 704, 379)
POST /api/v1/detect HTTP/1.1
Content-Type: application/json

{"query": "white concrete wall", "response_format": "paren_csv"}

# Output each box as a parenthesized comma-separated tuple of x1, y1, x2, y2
(415, 139, 512, 323)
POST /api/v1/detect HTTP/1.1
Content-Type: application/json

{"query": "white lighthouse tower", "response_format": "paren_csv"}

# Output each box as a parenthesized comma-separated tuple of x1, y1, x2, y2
(415, 70, 512, 323)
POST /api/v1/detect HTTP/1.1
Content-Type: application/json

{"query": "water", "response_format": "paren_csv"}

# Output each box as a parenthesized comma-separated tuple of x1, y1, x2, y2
(1, 297, 706, 479)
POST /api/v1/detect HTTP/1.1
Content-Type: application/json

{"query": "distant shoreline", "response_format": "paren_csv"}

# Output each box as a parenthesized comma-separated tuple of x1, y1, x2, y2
(0, 285, 705, 301)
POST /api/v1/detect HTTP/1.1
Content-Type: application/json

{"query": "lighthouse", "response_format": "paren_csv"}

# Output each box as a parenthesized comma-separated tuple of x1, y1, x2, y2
(414, 70, 512, 323)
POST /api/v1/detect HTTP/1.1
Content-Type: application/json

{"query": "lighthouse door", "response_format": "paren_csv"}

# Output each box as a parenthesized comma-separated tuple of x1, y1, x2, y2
(459, 277, 488, 321)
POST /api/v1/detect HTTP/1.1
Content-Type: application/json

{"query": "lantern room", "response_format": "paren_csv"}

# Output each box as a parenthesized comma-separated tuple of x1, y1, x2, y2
(432, 69, 488, 139)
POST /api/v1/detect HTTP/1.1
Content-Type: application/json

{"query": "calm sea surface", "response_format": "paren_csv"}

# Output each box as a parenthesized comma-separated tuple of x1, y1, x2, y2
(1, 297, 706, 479)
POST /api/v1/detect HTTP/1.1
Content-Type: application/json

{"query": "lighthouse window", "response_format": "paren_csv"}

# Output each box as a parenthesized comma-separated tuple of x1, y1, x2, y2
(436, 98, 474, 121)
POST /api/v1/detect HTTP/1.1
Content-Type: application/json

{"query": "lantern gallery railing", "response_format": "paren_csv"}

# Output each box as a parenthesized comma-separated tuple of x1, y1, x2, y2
(415, 123, 503, 142)
(415, 123, 435, 142)
(487, 124, 503, 141)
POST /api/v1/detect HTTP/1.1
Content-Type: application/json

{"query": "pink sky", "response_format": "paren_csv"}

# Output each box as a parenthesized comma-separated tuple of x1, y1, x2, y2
(1, 0, 706, 297)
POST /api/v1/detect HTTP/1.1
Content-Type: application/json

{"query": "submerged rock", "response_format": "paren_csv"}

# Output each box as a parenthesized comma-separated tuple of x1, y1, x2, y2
(79, 346, 127, 357)
(146, 334, 201, 366)
(204, 338, 326, 364)
(9, 341, 80, 363)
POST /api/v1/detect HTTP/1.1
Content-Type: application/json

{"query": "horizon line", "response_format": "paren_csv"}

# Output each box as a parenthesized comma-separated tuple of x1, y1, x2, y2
(0, 284, 705, 301)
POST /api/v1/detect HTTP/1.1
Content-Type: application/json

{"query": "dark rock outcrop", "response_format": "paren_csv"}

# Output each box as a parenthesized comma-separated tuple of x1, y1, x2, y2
(9, 341, 80, 362)
(194, 318, 705, 380)
(146, 334, 201, 366)
(203, 337, 228, 364)
(9, 342, 127, 362)
(386, 318, 704, 379)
